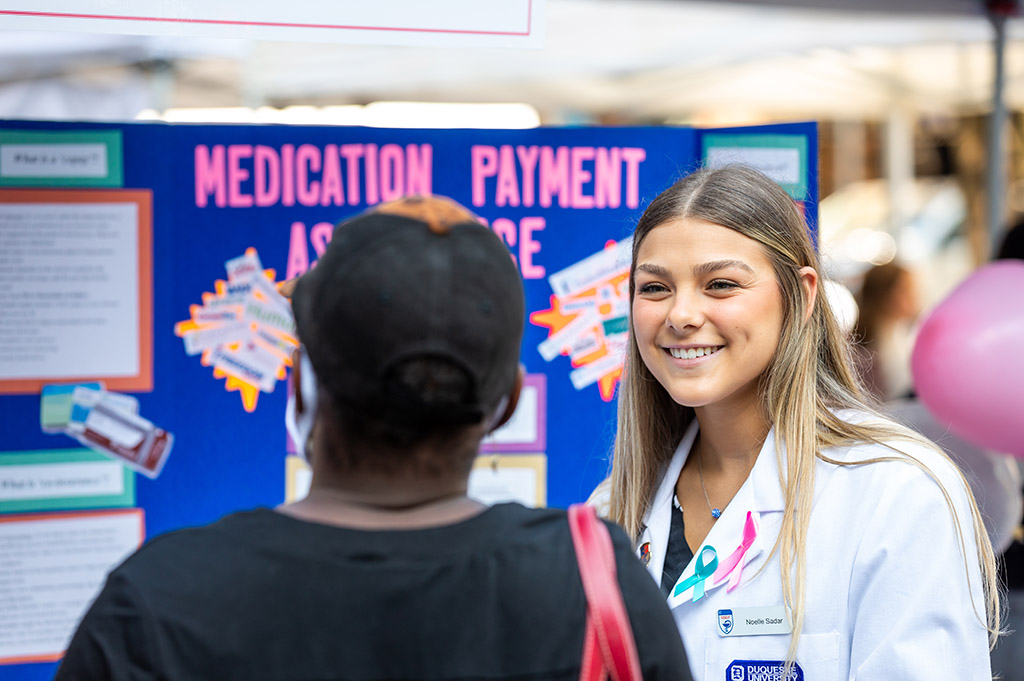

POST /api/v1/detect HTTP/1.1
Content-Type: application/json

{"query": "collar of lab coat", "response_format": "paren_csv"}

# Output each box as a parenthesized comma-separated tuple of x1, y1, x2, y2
(639, 420, 788, 607)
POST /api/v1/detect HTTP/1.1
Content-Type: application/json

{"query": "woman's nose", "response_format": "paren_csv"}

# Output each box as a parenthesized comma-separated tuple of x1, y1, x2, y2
(666, 290, 703, 331)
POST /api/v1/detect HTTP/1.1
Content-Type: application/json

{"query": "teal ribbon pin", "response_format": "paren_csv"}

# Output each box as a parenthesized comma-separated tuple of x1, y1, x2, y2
(673, 546, 719, 602)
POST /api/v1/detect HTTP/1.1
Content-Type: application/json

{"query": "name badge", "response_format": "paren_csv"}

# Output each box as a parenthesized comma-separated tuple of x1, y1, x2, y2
(717, 606, 791, 637)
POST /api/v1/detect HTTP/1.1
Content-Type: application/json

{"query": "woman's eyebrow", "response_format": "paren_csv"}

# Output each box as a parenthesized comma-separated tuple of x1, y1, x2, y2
(635, 263, 671, 278)
(694, 259, 754, 277)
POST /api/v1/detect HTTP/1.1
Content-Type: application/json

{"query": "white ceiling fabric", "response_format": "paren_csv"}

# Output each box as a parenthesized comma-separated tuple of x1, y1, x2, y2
(0, 1, 1019, 121)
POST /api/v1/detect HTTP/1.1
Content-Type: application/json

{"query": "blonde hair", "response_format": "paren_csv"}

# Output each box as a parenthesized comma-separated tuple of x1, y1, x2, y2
(608, 165, 1001, 663)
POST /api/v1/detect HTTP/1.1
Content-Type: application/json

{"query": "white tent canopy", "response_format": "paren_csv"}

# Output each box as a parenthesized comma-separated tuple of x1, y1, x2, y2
(0, 0, 1017, 254)
(0, 1, 1020, 122)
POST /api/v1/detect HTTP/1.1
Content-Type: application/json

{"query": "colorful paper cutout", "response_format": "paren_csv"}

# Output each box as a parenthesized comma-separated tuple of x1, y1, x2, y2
(530, 239, 631, 402)
(174, 248, 296, 413)
(40, 384, 173, 479)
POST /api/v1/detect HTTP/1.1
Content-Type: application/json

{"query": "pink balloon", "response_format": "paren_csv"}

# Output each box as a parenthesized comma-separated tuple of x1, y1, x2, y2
(911, 261, 1024, 457)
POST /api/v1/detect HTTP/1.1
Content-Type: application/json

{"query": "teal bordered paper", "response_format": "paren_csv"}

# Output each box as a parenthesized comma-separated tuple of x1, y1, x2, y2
(701, 133, 808, 200)
(0, 448, 135, 513)
(0, 129, 123, 187)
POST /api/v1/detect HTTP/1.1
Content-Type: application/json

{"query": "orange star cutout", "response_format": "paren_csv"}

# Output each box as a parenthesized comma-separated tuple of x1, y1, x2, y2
(532, 295, 626, 403)
(569, 346, 623, 403)
(597, 369, 622, 402)
(530, 239, 630, 403)
(528, 294, 580, 336)
(174, 254, 289, 413)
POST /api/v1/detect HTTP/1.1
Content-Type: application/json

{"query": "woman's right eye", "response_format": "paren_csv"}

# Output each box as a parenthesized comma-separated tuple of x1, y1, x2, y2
(637, 282, 668, 295)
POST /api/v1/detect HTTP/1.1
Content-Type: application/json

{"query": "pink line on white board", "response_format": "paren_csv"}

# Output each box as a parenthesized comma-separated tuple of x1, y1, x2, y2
(0, 3, 534, 37)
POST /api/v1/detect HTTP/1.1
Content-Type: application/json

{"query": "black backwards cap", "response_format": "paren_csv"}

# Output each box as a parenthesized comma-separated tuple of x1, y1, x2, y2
(291, 196, 525, 426)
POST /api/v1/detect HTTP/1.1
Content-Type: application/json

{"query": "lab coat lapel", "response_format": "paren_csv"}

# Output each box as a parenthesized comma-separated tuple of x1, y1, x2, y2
(639, 421, 699, 586)
(667, 427, 786, 608)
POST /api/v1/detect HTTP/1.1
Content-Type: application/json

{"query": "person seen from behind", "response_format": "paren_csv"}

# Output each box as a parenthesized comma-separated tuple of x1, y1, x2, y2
(54, 195, 692, 681)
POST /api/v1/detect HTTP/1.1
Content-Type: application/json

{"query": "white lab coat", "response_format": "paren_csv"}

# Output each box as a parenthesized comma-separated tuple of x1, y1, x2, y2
(596, 410, 991, 681)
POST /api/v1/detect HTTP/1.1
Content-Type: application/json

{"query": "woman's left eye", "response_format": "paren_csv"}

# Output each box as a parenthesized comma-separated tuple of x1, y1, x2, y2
(707, 279, 739, 291)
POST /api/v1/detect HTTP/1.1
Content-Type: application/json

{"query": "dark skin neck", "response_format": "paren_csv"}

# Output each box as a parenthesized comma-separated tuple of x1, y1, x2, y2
(280, 487, 485, 531)
(277, 430, 486, 531)
(276, 365, 523, 532)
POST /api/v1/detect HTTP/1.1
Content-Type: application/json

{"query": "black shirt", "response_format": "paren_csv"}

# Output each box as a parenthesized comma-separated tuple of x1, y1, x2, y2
(55, 504, 692, 681)
(659, 496, 695, 597)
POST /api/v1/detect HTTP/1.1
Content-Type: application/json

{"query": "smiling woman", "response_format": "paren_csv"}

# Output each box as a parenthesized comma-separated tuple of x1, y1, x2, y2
(630, 217, 808, 417)
(591, 165, 1000, 681)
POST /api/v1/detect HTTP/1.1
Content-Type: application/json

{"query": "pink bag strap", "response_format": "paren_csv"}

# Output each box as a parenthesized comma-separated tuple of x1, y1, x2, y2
(568, 503, 643, 681)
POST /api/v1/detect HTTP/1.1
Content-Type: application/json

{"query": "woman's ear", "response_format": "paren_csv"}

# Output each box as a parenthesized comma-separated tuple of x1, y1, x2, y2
(489, 365, 524, 433)
(798, 266, 819, 322)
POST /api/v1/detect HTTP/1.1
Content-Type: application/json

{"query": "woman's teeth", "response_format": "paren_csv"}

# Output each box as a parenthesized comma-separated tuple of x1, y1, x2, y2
(669, 346, 719, 359)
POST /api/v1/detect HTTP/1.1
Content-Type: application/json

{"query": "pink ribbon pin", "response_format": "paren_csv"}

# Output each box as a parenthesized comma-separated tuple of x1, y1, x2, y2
(711, 511, 758, 592)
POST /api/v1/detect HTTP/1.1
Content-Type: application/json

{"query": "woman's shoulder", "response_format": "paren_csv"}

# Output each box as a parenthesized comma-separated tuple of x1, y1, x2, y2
(586, 478, 612, 518)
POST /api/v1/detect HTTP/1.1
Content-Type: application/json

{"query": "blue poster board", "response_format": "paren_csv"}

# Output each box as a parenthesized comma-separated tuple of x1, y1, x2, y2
(0, 119, 816, 679)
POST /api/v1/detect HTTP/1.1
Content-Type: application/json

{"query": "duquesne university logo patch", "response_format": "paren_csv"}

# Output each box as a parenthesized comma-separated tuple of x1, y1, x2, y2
(727, 660, 804, 681)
